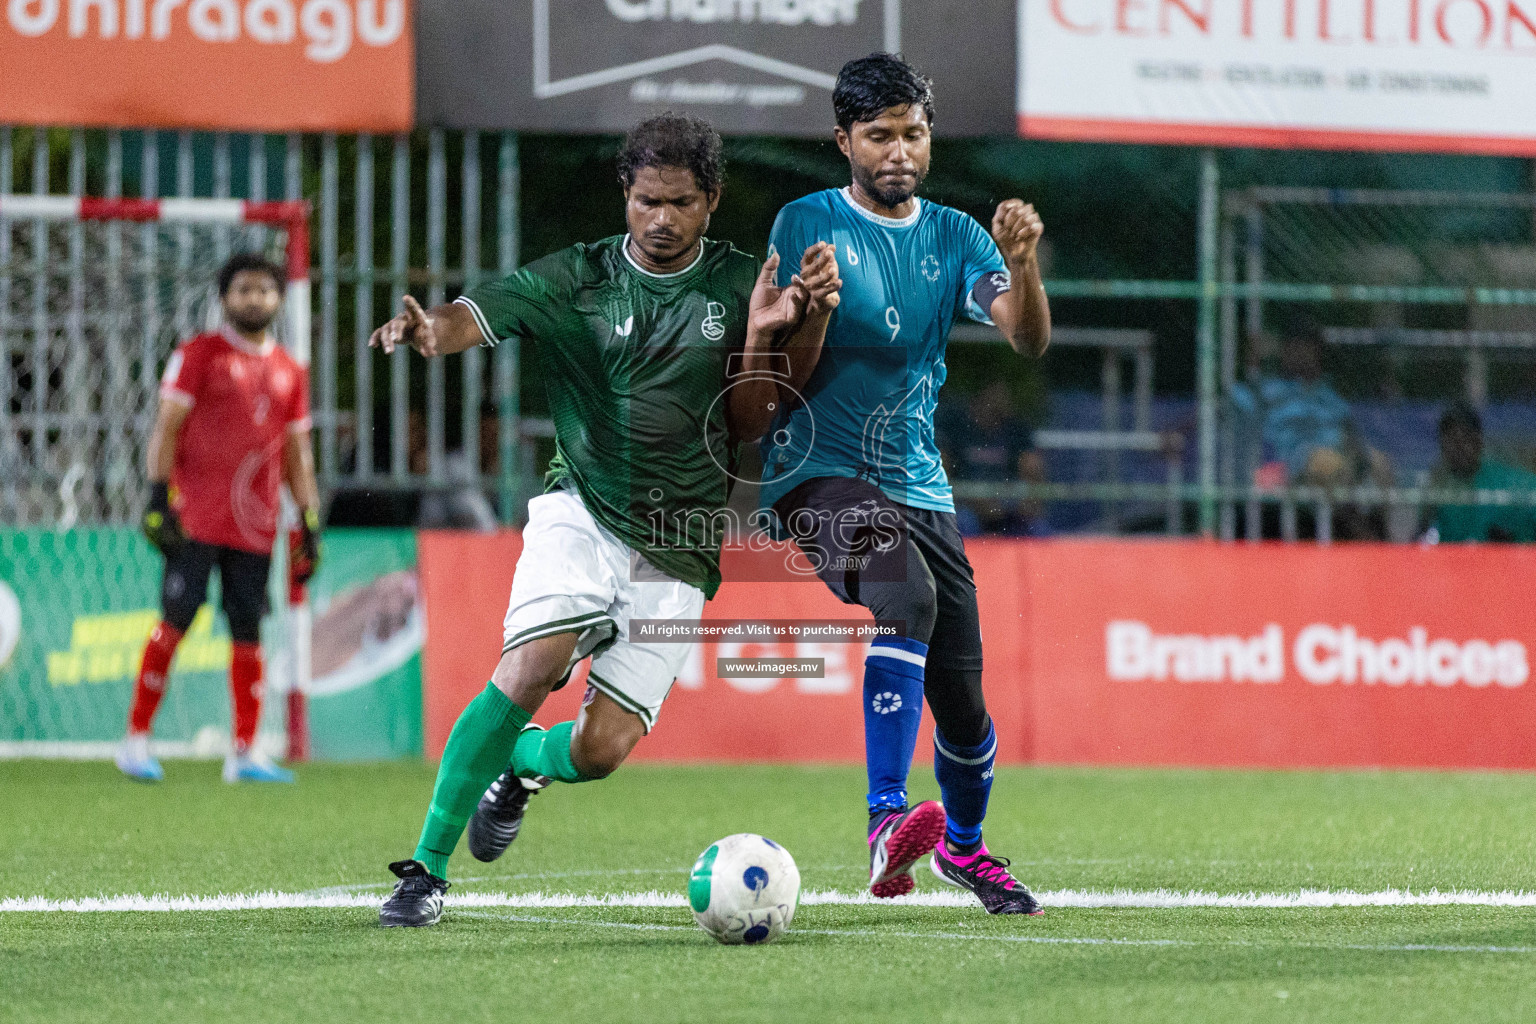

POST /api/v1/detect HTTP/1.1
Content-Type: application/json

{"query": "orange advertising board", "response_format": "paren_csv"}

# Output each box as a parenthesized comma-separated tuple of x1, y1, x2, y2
(420, 533, 1536, 771)
(419, 532, 1030, 766)
(1022, 540, 1536, 770)
(0, 0, 413, 131)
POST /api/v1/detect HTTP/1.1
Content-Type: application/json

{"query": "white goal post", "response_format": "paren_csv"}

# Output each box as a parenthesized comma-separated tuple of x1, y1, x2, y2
(0, 194, 313, 759)
(0, 194, 310, 356)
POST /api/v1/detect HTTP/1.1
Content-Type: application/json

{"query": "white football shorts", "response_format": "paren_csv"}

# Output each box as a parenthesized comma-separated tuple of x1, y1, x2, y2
(501, 488, 704, 731)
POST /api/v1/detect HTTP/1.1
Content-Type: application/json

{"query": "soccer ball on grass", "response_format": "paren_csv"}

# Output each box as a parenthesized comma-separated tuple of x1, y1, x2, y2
(689, 833, 800, 945)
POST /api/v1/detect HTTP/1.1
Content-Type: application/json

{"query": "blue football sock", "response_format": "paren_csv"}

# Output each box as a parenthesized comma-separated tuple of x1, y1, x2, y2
(934, 720, 997, 849)
(863, 636, 928, 815)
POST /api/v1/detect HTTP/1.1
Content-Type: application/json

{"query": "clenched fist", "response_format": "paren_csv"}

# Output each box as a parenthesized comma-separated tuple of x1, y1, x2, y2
(991, 199, 1044, 267)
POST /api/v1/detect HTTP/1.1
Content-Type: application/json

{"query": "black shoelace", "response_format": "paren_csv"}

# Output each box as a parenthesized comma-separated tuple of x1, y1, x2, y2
(962, 854, 1017, 888)
(399, 873, 446, 895)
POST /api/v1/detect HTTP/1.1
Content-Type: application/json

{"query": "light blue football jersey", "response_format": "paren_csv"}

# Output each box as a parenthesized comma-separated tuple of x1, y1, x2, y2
(758, 187, 1008, 514)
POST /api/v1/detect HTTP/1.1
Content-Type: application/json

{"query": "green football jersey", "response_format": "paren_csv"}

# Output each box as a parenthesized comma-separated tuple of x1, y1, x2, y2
(457, 234, 760, 598)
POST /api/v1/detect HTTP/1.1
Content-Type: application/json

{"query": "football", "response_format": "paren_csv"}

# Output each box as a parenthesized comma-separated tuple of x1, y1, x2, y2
(688, 833, 801, 945)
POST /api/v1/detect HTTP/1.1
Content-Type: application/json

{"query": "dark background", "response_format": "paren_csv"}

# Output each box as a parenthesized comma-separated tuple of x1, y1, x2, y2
(415, 0, 1016, 137)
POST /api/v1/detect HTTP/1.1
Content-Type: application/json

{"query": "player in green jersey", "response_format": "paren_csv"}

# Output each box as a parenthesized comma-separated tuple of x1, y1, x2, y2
(370, 114, 840, 927)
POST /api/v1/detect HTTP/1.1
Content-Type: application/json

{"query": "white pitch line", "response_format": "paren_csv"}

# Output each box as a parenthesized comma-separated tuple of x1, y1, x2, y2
(1039, 888, 1536, 909)
(6, 888, 1536, 914)
(0, 891, 689, 913)
(301, 867, 687, 896)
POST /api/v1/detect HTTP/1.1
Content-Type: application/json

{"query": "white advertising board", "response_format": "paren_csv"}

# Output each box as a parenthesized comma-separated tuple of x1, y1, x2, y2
(1020, 0, 1536, 154)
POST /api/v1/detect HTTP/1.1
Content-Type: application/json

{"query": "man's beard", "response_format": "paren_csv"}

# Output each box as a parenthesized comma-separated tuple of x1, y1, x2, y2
(852, 159, 925, 209)
(227, 308, 278, 334)
(637, 231, 693, 263)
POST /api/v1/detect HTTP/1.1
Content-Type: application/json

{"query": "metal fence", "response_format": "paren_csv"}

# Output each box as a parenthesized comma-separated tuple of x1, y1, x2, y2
(0, 126, 527, 528)
(1216, 185, 1536, 541)
(998, 165, 1536, 541)
(4, 127, 1535, 540)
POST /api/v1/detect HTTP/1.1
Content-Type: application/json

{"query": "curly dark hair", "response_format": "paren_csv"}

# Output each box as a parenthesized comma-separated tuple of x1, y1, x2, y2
(217, 252, 286, 297)
(616, 113, 724, 196)
(833, 52, 935, 133)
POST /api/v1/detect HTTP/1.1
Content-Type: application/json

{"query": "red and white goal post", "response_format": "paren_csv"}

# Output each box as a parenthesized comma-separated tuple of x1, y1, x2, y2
(0, 194, 314, 760)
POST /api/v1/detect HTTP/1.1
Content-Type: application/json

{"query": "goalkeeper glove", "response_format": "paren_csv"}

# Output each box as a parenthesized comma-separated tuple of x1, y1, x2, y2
(290, 507, 322, 586)
(143, 482, 185, 555)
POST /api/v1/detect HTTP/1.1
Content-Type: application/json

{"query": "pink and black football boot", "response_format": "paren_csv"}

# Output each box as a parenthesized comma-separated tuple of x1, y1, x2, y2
(867, 801, 947, 898)
(930, 841, 1043, 915)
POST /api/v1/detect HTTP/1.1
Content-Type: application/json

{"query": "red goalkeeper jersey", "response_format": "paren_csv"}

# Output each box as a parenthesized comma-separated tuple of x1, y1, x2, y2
(159, 326, 311, 555)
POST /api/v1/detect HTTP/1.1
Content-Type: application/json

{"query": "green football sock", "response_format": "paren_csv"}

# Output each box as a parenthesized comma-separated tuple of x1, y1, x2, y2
(512, 720, 590, 784)
(412, 682, 531, 879)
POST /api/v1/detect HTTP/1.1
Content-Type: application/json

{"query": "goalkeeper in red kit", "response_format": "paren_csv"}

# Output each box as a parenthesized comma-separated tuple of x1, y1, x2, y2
(115, 254, 321, 784)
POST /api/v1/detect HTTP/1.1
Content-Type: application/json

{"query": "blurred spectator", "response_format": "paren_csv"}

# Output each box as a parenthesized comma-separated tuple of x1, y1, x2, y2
(1233, 327, 1393, 489)
(1232, 326, 1393, 540)
(1426, 402, 1536, 543)
(410, 411, 498, 532)
(939, 380, 1048, 537)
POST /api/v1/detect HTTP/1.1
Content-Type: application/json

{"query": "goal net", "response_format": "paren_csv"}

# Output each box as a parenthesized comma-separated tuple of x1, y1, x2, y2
(0, 196, 311, 759)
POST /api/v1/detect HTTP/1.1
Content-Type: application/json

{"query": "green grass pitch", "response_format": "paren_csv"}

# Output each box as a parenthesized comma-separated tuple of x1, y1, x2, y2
(3, 760, 1535, 1023)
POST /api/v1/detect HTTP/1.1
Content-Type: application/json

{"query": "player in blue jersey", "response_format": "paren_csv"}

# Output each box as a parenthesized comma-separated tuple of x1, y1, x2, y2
(761, 53, 1051, 914)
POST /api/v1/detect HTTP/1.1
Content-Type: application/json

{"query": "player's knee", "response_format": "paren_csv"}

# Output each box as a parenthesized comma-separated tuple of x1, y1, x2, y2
(925, 667, 990, 747)
(491, 635, 578, 703)
(225, 611, 261, 646)
(573, 745, 623, 780)
(907, 576, 938, 641)
(571, 697, 645, 779)
(162, 606, 198, 635)
(861, 567, 937, 643)
(161, 584, 201, 634)
(571, 727, 639, 780)
(898, 541, 939, 640)
(490, 659, 560, 704)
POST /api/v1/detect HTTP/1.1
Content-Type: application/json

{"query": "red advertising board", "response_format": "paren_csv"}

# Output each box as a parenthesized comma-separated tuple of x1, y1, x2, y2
(1021, 540, 1536, 769)
(418, 531, 1012, 763)
(0, 0, 413, 131)
(420, 533, 1536, 770)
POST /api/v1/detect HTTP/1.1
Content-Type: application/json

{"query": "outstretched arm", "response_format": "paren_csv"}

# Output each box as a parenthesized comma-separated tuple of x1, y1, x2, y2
(987, 200, 1051, 358)
(369, 295, 485, 358)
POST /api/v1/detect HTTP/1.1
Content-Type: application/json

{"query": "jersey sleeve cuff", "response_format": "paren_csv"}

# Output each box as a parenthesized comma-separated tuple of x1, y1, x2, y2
(453, 296, 502, 348)
(159, 387, 195, 408)
(286, 416, 313, 434)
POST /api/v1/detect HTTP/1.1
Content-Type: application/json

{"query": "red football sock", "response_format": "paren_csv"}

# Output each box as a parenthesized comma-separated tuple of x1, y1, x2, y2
(128, 622, 184, 734)
(230, 642, 264, 754)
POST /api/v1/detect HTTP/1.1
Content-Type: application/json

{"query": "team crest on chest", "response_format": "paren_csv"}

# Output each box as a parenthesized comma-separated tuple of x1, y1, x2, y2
(701, 302, 726, 342)
(921, 255, 940, 282)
